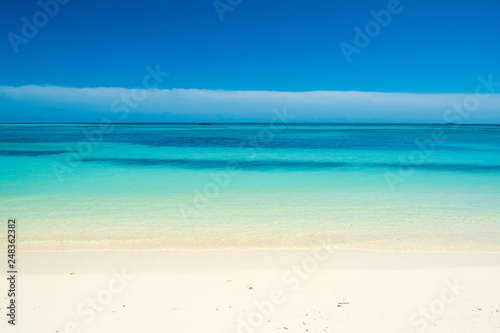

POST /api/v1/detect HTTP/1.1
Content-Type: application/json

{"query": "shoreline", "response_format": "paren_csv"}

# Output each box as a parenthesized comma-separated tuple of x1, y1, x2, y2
(15, 244, 500, 254)
(16, 248, 500, 254)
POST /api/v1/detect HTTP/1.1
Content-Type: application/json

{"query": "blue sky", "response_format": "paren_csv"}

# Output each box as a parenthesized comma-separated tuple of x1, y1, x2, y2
(1, 0, 499, 122)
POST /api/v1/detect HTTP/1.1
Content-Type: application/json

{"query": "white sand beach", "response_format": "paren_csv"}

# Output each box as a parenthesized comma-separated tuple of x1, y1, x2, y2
(3, 249, 500, 332)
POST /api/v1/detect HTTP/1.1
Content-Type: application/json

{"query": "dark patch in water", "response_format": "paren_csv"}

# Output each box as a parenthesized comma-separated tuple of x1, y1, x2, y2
(0, 150, 67, 156)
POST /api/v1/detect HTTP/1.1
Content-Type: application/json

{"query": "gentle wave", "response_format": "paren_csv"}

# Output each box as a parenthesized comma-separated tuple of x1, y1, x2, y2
(82, 157, 500, 172)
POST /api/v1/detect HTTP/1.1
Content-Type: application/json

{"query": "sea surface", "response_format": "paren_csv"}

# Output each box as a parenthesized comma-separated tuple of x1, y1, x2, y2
(0, 123, 499, 251)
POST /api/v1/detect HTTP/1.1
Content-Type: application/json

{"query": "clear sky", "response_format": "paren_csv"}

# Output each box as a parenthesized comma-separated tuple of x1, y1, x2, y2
(1, 0, 499, 122)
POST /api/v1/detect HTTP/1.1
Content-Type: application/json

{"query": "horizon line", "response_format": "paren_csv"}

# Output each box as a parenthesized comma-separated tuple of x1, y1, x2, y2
(1, 122, 500, 126)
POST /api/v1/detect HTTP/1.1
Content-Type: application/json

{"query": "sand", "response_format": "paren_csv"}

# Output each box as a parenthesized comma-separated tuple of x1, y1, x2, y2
(2, 249, 500, 332)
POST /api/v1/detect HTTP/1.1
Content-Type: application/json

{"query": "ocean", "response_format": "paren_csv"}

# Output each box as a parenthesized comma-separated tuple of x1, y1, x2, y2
(1, 123, 499, 251)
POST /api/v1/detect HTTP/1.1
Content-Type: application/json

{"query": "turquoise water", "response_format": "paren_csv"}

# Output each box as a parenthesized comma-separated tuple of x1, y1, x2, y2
(1, 124, 499, 251)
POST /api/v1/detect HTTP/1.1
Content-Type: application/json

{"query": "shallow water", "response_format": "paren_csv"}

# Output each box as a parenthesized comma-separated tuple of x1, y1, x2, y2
(1, 123, 499, 251)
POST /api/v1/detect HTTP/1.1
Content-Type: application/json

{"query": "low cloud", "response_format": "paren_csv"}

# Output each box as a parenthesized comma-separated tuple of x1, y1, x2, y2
(0, 85, 499, 123)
